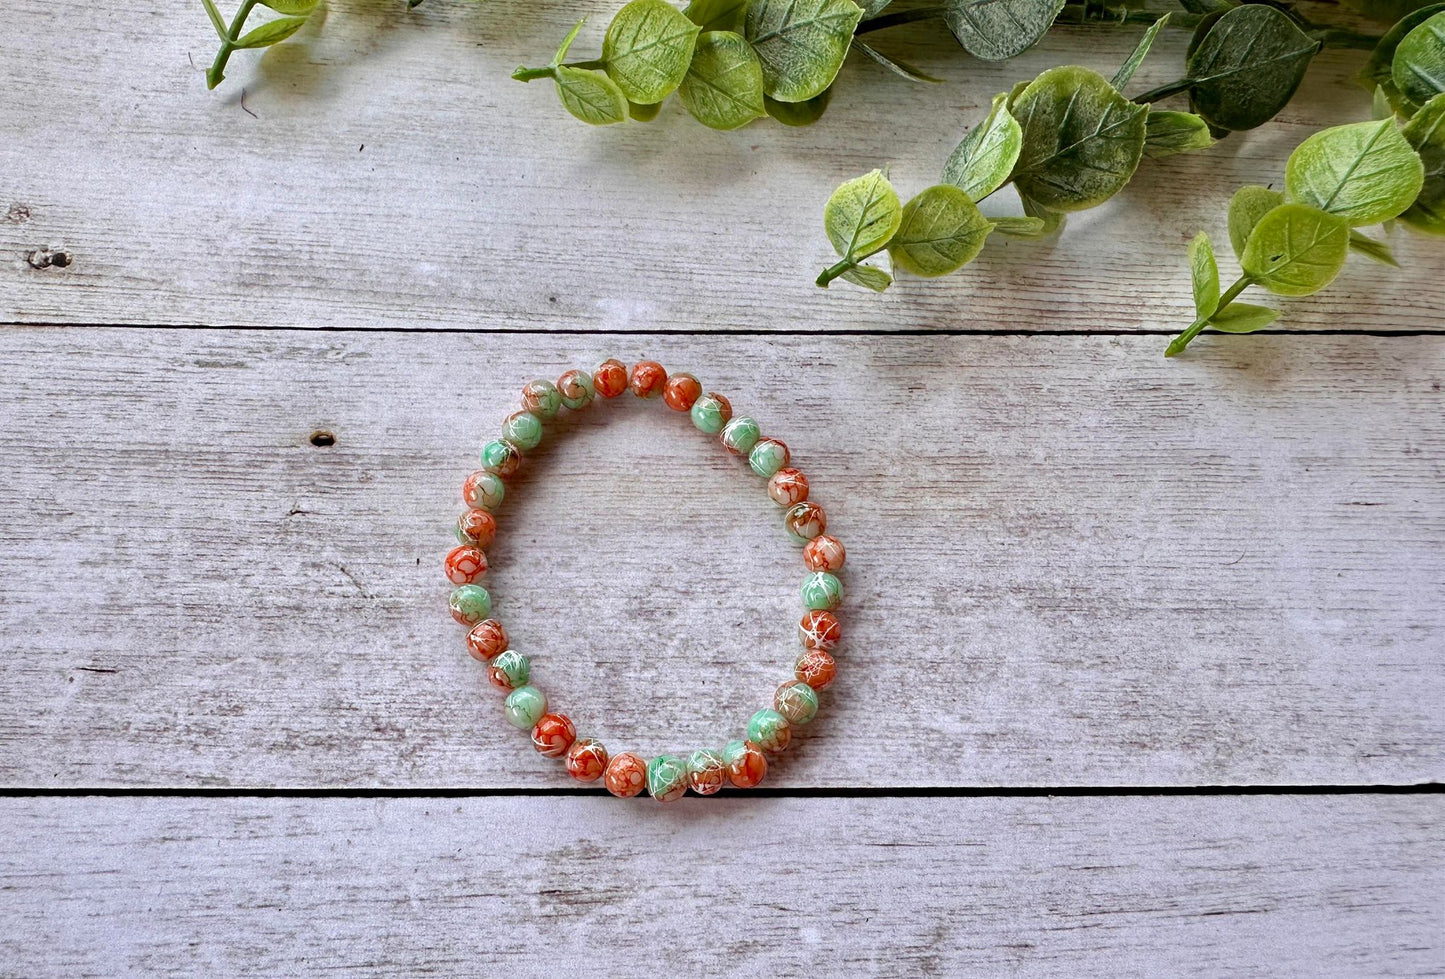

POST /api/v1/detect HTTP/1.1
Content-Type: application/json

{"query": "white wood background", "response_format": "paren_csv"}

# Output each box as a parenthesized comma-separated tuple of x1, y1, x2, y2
(1, 0, 1442, 975)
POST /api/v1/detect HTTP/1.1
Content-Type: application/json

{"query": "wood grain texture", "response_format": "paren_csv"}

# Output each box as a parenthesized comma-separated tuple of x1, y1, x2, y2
(2, 1, 1443, 333)
(0, 795, 1440, 976)
(2, 328, 1440, 788)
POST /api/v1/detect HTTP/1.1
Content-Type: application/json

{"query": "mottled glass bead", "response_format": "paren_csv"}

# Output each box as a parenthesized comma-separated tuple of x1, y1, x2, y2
(774, 680, 819, 725)
(803, 534, 846, 572)
(449, 584, 492, 626)
(794, 648, 837, 691)
(605, 752, 648, 797)
(503, 685, 547, 730)
(455, 508, 497, 548)
(566, 738, 609, 782)
(690, 392, 733, 434)
(480, 439, 521, 478)
(663, 373, 702, 411)
(798, 609, 841, 651)
(557, 369, 596, 410)
(647, 755, 689, 802)
(722, 739, 767, 788)
(768, 468, 809, 506)
(686, 748, 726, 796)
(801, 571, 843, 611)
(593, 358, 628, 398)
(748, 437, 790, 478)
(629, 360, 667, 399)
(487, 650, 530, 689)
(783, 501, 826, 544)
(720, 417, 760, 456)
(747, 708, 792, 753)
(501, 410, 544, 451)
(466, 619, 509, 662)
(444, 545, 487, 585)
(531, 712, 576, 757)
(520, 379, 562, 420)
(463, 470, 505, 512)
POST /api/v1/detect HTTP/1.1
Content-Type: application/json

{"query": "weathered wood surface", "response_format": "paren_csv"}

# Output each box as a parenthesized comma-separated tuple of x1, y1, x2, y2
(2, 328, 1440, 788)
(2, 1, 1443, 333)
(0, 795, 1439, 976)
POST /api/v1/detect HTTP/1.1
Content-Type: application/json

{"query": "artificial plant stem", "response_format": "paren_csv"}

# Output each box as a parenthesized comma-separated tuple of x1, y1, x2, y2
(207, 0, 259, 90)
(816, 258, 858, 287)
(513, 59, 606, 81)
(1133, 78, 1193, 104)
(1165, 275, 1253, 357)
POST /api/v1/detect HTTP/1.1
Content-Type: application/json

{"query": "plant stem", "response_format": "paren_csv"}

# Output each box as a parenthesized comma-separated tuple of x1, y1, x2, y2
(1165, 275, 1253, 357)
(512, 59, 606, 82)
(207, 0, 258, 90)
(816, 258, 857, 287)
(1133, 78, 1194, 103)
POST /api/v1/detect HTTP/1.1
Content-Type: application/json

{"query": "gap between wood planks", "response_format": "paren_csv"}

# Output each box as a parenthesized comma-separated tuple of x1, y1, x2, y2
(3, 785, 1440, 798)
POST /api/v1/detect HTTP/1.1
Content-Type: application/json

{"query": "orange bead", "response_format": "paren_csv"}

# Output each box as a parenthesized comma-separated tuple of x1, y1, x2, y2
(664, 372, 702, 411)
(629, 360, 667, 399)
(466, 619, 509, 662)
(723, 740, 767, 788)
(799, 609, 841, 651)
(803, 535, 846, 572)
(768, 468, 809, 506)
(566, 739, 609, 782)
(605, 752, 648, 797)
(593, 358, 628, 398)
(444, 545, 487, 585)
(795, 649, 836, 690)
(455, 508, 497, 549)
(532, 713, 576, 758)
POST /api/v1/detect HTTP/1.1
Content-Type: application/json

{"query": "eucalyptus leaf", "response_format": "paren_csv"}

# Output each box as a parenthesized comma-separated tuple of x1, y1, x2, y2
(259, 0, 319, 14)
(990, 216, 1048, 237)
(855, 42, 944, 84)
(1373, 83, 1395, 119)
(1349, 230, 1401, 264)
(1189, 232, 1220, 318)
(944, 0, 1065, 61)
(603, 0, 702, 104)
(841, 264, 893, 290)
(1240, 203, 1351, 296)
(942, 93, 1023, 201)
(887, 185, 995, 276)
(1284, 119, 1425, 226)
(1392, 10, 1445, 105)
(1111, 14, 1168, 91)
(1185, 4, 1318, 132)
(555, 66, 629, 125)
(1358, 3, 1444, 100)
(235, 14, 309, 48)
(825, 169, 903, 260)
(1010, 66, 1148, 212)
(764, 88, 832, 125)
(1227, 185, 1284, 259)
(1143, 110, 1215, 158)
(744, 0, 864, 102)
(1400, 92, 1445, 233)
(1208, 302, 1281, 332)
(684, 0, 747, 32)
(677, 31, 766, 129)
(630, 99, 663, 120)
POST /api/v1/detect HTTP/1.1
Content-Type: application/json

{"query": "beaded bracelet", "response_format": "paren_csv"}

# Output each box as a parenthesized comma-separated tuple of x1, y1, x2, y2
(444, 359, 845, 802)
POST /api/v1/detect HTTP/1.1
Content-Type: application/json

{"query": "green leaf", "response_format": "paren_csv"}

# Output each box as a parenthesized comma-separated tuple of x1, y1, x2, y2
(990, 216, 1047, 237)
(1400, 92, 1445, 233)
(677, 31, 766, 129)
(684, 0, 747, 32)
(1208, 302, 1280, 333)
(1188, 232, 1220, 318)
(1021, 194, 1066, 235)
(1349, 230, 1401, 264)
(858, 0, 893, 15)
(1240, 203, 1351, 297)
(1284, 118, 1425, 225)
(202, 0, 228, 39)
(744, 0, 863, 102)
(1143, 110, 1215, 158)
(1010, 66, 1149, 212)
(603, 0, 702, 104)
(554, 67, 629, 125)
(554, 18, 588, 64)
(944, 0, 1065, 61)
(1358, 3, 1445, 104)
(942, 93, 1023, 201)
(841, 264, 893, 291)
(1185, 5, 1318, 132)
(629, 99, 664, 120)
(1227, 185, 1284, 259)
(1392, 11, 1445, 105)
(234, 14, 309, 48)
(1374, 83, 1395, 119)
(854, 42, 944, 83)
(1111, 14, 1169, 91)
(258, 0, 319, 13)
(887, 185, 995, 276)
(764, 88, 832, 125)
(824, 169, 903, 260)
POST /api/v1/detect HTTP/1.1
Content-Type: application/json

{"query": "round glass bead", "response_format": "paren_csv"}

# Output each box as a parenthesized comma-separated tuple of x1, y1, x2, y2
(783, 501, 826, 544)
(503, 685, 547, 730)
(647, 755, 688, 802)
(467, 619, 509, 662)
(605, 752, 648, 797)
(531, 713, 576, 757)
(794, 649, 836, 691)
(664, 373, 702, 411)
(685, 748, 726, 796)
(449, 584, 492, 626)
(748, 437, 790, 478)
(801, 571, 843, 612)
(444, 545, 487, 585)
(720, 417, 760, 456)
(803, 534, 846, 572)
(557, 369, 596, 410)
(487, 650, 530, 689)
(722, 739, 767, 788)
(774, 680, 819, 725)
(747, 708, 792, 753)
(690, 392, 733, 434)
(480, 439, 521, 478)
(463, 471, 505, 512)
(630, 360, 667, 399)
(501, 410, 544, 451)
(456, 508, 497, 548)
(593, 358, 628, 398)
(520, 379, 562, 420)
(566, 739, 609, 782)
(768, 468, 809, 506)
(798, 609, 841, 651)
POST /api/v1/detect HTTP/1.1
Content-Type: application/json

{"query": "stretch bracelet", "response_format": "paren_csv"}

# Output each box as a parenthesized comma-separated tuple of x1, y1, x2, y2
(444, 359, 845, 802)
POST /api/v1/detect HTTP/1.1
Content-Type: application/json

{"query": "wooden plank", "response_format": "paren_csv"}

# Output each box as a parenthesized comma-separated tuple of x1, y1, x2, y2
(2, 2, 1442, 332)
(1, 328, 1441, 788)
(0, 795, 1439, 975)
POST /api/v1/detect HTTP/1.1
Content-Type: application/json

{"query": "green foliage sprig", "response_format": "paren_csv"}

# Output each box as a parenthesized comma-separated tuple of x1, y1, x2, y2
(200, 0, 322, 90)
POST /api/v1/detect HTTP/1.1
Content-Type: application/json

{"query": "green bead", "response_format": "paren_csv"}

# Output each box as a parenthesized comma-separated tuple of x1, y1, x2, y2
(504, 685, 547, 729)
(688, 747, 724, 774)
(748, 438, 789, 478)
(774, 680, 819, 725)
(557, 370, 595, 410)
(800, 571, 843, 611)
(480, 439, 519, 477)
(691, 394, 731, 434)
(501, 410, 544, 451)
(490, 650, 529, 688)
(466, 471, 505, 511)
(647, 754, 688, 801)
(448, 584, 492, 625)
(521, 379, 562, 420)
(720, 417, 760, 455)
(748, 707, 791, 753)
